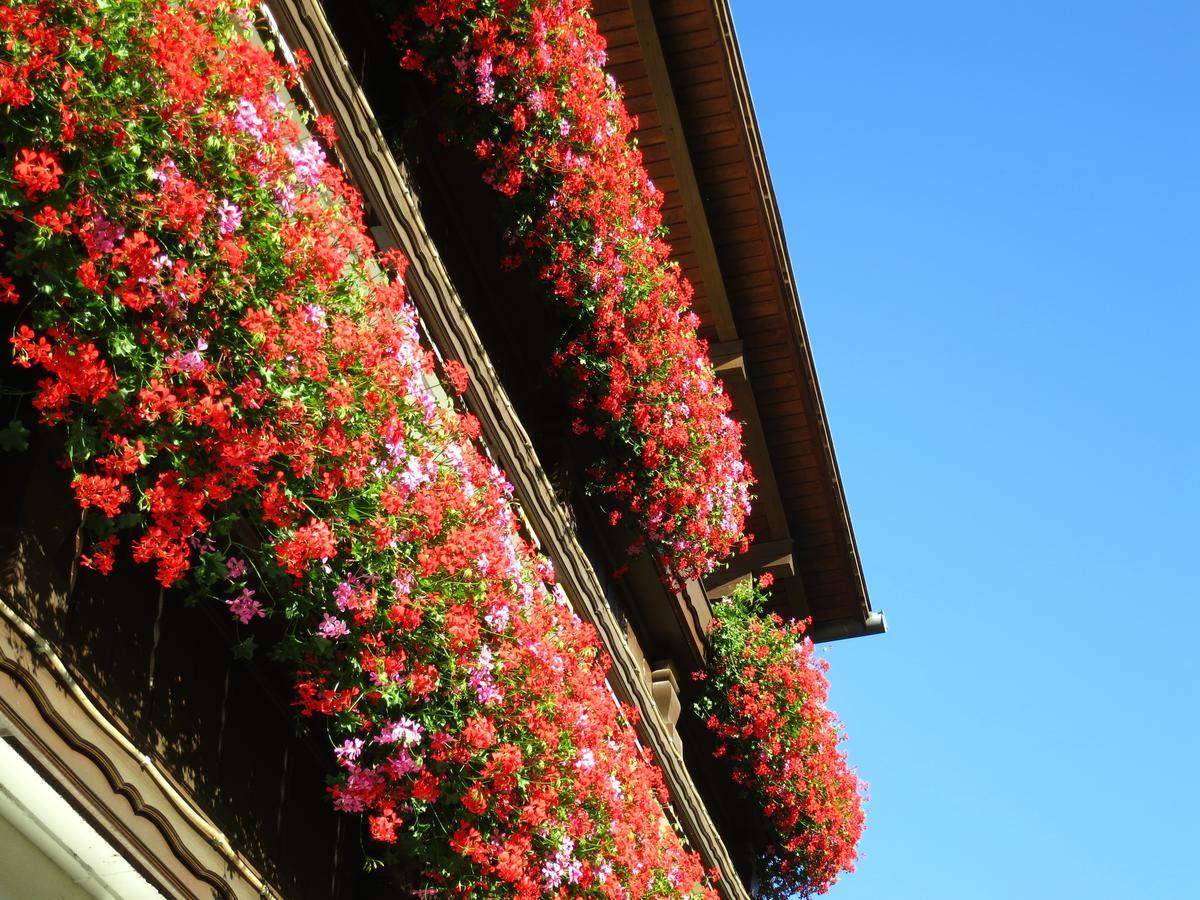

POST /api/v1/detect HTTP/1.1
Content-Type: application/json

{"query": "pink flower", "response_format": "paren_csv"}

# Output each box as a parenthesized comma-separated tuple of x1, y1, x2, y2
(317, 613, 349, 639)
(304, 303, 326, 327)
(333, 579, 356, 610)
(233, 97, 266, 140)
(226, 588, 264, 624)
(89, 215, 125, 254)
(286, 139, 326, 188)
(216, 198, 242, 236)
(385, 749, 421, 777)
(335, 737, 364, 765)
(377, 717, 423, 746)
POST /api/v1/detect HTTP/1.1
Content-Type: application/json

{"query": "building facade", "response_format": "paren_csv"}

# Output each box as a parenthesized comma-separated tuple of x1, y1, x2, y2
(0, 1, 881, 896)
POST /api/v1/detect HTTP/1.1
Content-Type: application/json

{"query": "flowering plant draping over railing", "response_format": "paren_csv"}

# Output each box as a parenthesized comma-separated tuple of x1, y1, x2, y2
(0, 0, 716, 894)
(695, 579, 865, 897)
(390, 0, 754, 587)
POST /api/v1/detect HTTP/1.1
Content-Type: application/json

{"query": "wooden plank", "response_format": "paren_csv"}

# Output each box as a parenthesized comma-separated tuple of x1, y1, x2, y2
(606, 60, 648, 84)
(709, 221, 773, 248)
(732, 295, 786, 317)
(771, 458, 825, 484)
(673, 93, 736, 122)
(757, 397, 812, 421)
(676, 107, 742, 135)
(768, 449, 820, 474)
(662, 46, 733, 75)
(659, 26, 720, 53)
(756, 374, 816, 399)
(663, 75, 731, 102)
(653, 0, 711, 23)
(724, 271, 779, 294)
(629, 104, 664, 132)
(742, 341, 793, 365)
(599, 24, 640, 47)
(719, 250, 775, 279)
(794, 541, 858, 566)
(763, 441, 820, 468)
(751, 354, 801, 377)
(717, 234, 783, 261)
(606, 41, 650, 67)
(701, 184, 762, 210)
(683, 125, 741, 153)
(610, 73, 651, 99)
(655, 10, 716, 37)
(690, 142, 756, 171)
(768, 433, 818, 455)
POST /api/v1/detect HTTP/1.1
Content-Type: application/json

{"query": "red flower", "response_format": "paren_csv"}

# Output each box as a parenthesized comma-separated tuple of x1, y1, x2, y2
(462, 715, 496, 749)
(697, 584, 865, 896)
(12, 148, 63, 197)
(0, 274, 18, 304)
(393, 0, 754, 585)
(72, 474, 131, 517)
(368, 808, 402, 844)
(443, 358, 469, 395)
(80, 535, 119, 575)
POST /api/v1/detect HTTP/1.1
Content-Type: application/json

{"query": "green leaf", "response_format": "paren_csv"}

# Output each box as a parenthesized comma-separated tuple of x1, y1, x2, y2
(231, 636, 257, 660)
(0, 420, 29, 452)
(109, 332, 137, 358)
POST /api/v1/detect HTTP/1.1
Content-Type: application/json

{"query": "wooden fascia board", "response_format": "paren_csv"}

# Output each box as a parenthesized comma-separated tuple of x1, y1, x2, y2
(0, 604, 279, 899)
(264, 2, 749, 893)
(628, 0, 790, 543)
(703, 0, 876, 625)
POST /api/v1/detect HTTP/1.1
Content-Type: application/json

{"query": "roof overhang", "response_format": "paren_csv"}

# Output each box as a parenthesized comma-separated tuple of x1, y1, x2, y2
(593, 0, 884, 640)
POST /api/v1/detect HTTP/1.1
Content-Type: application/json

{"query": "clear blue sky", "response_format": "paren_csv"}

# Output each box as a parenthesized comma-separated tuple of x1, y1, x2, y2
(729, 2, 1199, 897)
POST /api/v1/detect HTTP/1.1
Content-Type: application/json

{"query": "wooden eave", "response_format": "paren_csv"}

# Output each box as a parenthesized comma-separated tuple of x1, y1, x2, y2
(592, 0, 882, 639)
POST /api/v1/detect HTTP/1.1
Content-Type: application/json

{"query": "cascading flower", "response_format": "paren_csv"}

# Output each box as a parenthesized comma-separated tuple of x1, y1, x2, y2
(695, 580, 866, 897)
(390, 0, 755, 587)
(1, 0, 716, 894)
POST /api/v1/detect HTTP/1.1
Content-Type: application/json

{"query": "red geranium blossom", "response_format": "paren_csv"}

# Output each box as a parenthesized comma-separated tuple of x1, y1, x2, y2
(697, 580, 866, 897)
(12, 148, 63, 197)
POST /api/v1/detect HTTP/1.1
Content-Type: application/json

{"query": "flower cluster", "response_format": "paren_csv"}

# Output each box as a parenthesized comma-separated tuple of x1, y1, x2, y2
(391, 0, 754, 586)
(695, 581, 865, 897)
(1, 1, 715, 893)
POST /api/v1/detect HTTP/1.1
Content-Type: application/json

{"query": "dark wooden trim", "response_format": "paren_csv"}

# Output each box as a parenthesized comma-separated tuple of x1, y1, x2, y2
(265, 1, 749, 894)
(703, 539, 796, 598)
(0, 604, 279, 899)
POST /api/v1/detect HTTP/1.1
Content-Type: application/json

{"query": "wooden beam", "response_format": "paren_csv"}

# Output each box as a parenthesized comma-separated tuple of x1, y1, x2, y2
(703, 539, 795, 598)
(709, 339, 745, 380)
(0, 607, 280, 899)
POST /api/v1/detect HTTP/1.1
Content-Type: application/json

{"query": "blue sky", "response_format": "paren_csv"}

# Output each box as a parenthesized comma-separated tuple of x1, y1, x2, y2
(729, 2, 1199, 897)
